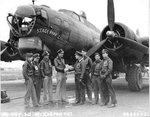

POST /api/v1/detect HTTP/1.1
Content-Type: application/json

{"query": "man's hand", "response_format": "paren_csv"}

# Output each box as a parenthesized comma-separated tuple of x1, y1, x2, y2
(64, 68, 69, 72)
(79, 78, 85, 86)
(24, 79, 28, 85)
(100, 75, 106, 79)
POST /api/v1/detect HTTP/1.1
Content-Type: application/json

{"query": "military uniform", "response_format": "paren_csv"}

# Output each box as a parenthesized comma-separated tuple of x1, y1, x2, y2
(22, 53, 38, 107)
(91, 59, 103, 104)
(74, 51, 86, 104)
(83, 55, 93, 101)
(40, 51, 53, 104)
(54, 49, 66, 102)
(100, 49, 117, 107)
(32, 54, 42, 104)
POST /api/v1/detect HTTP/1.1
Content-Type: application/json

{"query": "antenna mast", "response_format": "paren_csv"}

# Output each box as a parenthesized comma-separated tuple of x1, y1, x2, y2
(32, 0, 36, 5)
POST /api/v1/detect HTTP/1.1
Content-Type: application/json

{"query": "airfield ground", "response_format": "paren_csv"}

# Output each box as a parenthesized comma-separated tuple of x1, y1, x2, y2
(0, 69, 149, 117)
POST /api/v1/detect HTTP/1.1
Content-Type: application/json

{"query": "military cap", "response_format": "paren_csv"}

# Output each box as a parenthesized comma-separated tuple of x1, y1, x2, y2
(75, 51, 83, 57)
(42, 51, 49, 56)
(94, 52, 100, 56)
(102, 49, 108, 54)
(81, 48, 88, 52)
(26, 53, 33, 57)
(57, 49, 64, 54)
(33, 53, 40, 58)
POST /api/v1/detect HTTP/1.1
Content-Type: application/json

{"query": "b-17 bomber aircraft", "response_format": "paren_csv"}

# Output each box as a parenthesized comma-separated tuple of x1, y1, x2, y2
(0, 0, 149, 91)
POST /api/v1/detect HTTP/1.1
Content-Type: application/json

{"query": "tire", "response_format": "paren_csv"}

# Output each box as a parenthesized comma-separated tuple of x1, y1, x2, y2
(126, 65, 143, 91)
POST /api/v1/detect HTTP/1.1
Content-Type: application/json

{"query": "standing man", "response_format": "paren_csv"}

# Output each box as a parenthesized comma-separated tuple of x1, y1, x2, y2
(91, 53, 103, 105)
(32, 53, 42, 104)
(100, 49, 117, 108)
(22, 53, 39, 108)
(40, 51, 53, 104)
(54, 49, 67, 103)
(74, 51, 86, 105)
(81, 49, 93, 103)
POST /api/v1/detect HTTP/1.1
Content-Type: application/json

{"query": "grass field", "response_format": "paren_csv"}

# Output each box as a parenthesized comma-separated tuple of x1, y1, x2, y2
(0, 68, 23, 81)
(0, 67, 148, 81)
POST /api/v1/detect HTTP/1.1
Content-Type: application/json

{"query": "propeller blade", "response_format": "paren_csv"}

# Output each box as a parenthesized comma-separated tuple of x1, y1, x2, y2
(87, 39, 107, 56)
(0, 47, 8, 56)
(107, 0, 115, 31)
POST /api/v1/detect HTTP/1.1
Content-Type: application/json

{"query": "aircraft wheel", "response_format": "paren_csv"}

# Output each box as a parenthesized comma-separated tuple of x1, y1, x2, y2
(126, 65, 143, 91)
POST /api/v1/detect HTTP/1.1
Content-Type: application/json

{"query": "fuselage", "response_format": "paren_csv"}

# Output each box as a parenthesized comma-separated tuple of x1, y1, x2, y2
(7, 4, 100, 64)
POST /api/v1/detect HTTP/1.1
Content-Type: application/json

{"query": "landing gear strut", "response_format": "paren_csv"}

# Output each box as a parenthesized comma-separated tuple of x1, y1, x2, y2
(126, 64, 143, 91)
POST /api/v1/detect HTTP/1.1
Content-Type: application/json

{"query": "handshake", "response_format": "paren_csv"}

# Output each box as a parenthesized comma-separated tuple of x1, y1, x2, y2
(64, 68, 69, 72)
(64, 66, 74, 72)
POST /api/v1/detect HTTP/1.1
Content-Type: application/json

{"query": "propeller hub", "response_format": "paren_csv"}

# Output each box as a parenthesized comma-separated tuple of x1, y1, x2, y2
(106, 31, 115, 37)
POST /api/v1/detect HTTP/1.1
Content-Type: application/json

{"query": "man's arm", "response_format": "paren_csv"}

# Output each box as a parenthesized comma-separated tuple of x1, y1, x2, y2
(54, 58, 64, 72)
(80, 61, 86, 79)
(40, 61, 45, 78)
(104, 59, 113, 76)
(49, 60, 53, 75)
(90, 62, 95, 76)
(22, 62, 29, 80)
(88, 57, 93, 73)
(88, 57, 93, 67)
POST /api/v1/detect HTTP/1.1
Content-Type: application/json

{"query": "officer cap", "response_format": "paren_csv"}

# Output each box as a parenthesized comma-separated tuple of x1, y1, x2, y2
(102, 49, 108, 54)
(57, 49, 64, 54)
(42, 51, 49, 56)
(33, 53, 40, 58)
(75, 51, 83, 57)
(94, 52, 100, 56)
(26, 53, 33, 58)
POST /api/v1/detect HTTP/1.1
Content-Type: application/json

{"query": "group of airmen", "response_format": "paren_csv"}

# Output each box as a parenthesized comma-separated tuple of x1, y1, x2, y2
(22, 48, 117, 108)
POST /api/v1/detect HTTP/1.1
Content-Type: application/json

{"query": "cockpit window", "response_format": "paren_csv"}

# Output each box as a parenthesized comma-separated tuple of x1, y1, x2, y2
(58, 9, 80, 21)
(80, 17, 85, 24)
(41, 9, 48, 19)
(72, 13, 80, 21)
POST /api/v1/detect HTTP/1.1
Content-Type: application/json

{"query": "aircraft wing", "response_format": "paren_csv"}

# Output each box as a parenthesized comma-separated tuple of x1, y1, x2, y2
(115, 36, 149, 54)
(87, 36, 149, 66)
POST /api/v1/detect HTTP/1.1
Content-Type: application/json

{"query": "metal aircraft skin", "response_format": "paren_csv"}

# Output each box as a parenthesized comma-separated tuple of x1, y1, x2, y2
(1, 4, 100, 64)
(0, 0, 149, 91)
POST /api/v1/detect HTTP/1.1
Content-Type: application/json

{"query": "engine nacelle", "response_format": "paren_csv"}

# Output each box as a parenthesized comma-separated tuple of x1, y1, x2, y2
(100, 22, 137, 50)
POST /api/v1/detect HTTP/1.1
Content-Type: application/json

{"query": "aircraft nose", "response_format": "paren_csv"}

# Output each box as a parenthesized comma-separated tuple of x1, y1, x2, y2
(15, 5, 36, 17)
(7, 5, 36, 37)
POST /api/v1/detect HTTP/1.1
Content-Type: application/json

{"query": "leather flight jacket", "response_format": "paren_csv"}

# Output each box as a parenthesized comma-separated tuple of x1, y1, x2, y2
(100, 57, 113, 77)
(91, 60, 102, 76)
(54, 56, 66, 73)
(84, 55, 92, 73)
(32, 61, 41, 77)
(22, 61, 33, 80)
(40, 57, 52, 76)
(74, 58, 86, 79)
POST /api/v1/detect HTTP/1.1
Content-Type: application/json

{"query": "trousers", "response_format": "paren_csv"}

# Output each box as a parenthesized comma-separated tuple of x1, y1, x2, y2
(101, 75, 117, 104)
(92, 75, 103, 103)
(83, 72, 92, 101)
(75, 74, 85, 103)
(55, 72, 67, 101)
(43, 76, 53, 102)
(24, 78, 38, 106)
(34, 77, 42, 103)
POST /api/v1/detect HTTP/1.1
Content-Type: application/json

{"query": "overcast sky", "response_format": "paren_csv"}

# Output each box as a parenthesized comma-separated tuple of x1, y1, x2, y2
(0, 0, 149, 68)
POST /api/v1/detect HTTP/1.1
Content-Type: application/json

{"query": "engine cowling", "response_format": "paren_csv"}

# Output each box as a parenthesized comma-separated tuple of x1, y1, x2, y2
(100, 22, 137, 50)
